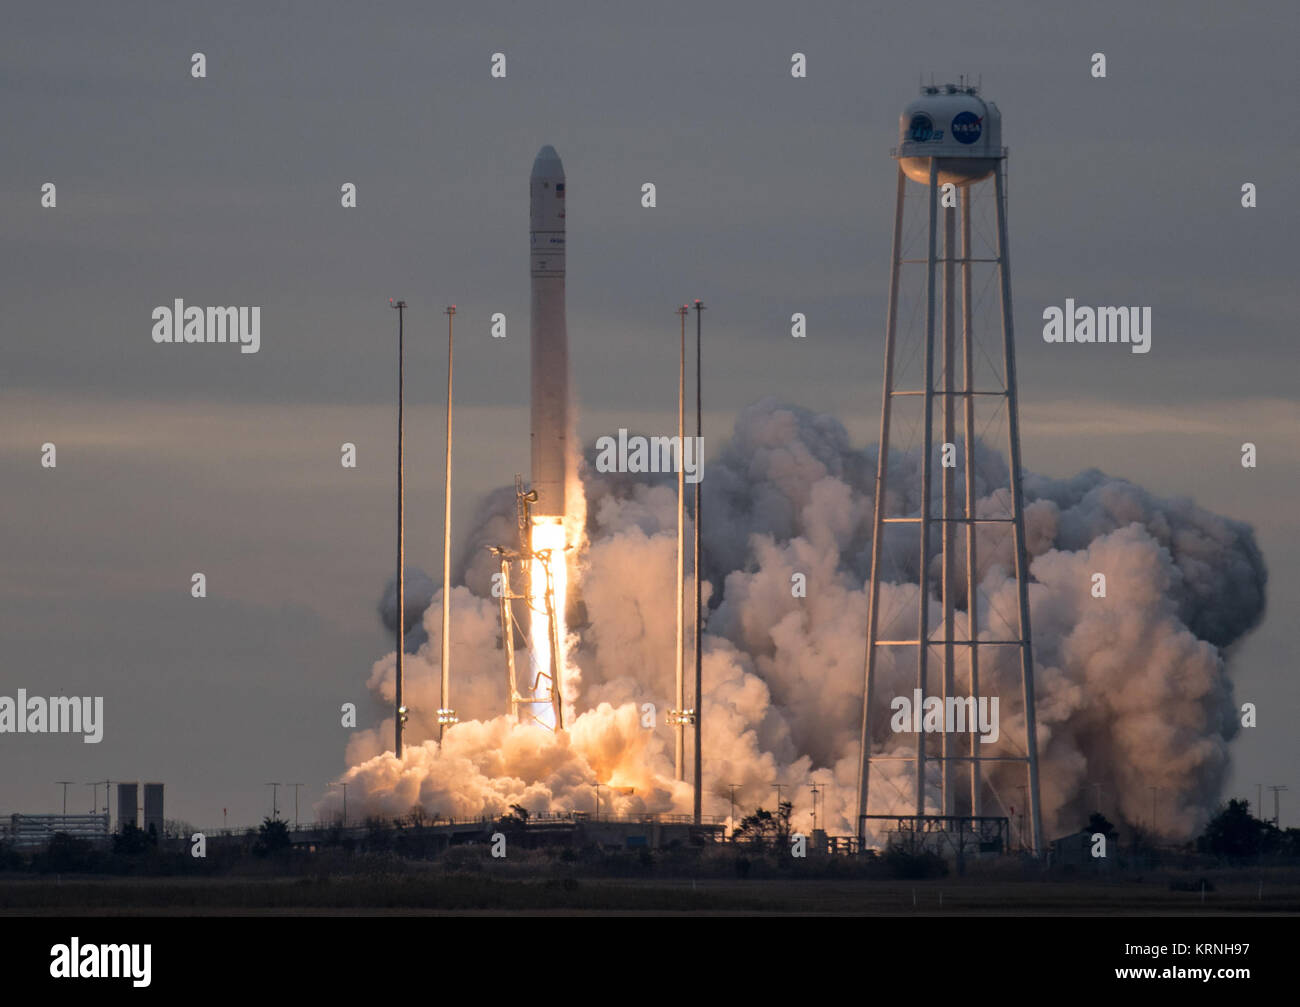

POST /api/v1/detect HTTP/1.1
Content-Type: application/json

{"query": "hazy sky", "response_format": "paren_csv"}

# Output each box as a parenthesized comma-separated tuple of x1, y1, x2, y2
(2, 0, 1296, 829)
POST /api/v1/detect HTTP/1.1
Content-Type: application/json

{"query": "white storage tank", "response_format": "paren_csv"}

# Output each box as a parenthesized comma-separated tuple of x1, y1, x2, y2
(897, 83, 1003, 186)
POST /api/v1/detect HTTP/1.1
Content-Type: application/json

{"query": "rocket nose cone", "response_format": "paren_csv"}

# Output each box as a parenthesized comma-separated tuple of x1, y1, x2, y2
(531, 144, 564, 179)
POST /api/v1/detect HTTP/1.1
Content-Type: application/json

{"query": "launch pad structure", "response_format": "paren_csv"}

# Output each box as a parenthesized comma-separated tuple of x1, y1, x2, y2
(861, 814, 1011, 859)
(489, 477, 565, 730)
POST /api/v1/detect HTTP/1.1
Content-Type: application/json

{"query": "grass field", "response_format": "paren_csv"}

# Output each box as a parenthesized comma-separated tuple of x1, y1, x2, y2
(3, 873, 1299, 915)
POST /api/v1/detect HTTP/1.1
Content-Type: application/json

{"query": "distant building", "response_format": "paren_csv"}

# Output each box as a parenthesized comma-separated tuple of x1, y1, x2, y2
(1051, 830, 1112, 870)
(6, 813, 110, 850)
(117, 782, 138, 831)
(143, 783, 164, 836)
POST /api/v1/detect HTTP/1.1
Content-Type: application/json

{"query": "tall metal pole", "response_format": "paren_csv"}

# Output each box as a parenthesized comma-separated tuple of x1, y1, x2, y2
(692, 299, 705, 824)
(994, 162, 1042, 856)
(675, 305, 687, 781)
(57, 781, 72, 816)
(941, 175, 957, 818)
(499, 555, 517, 717)
(961, 187, 980, 818)
(266, 782, 280, 820)
(329, 782, 349, 827)
(392, 299, 406, 759)
(856, 167, 906, 843)
(1269, 785, 1288, 827)
(439, 305, 456, 739)
(915, 158, 939, 819)
(91, 784, 112, 821)
(290, 783, 304, 829)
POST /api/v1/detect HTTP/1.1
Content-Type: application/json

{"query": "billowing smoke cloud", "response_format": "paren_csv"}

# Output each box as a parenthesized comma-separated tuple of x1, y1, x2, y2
(320, 398, 1266, 842)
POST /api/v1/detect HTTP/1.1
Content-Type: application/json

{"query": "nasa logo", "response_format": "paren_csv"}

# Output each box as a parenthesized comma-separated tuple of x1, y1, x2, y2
(951, 110, 983, 145)
(908, 113, 934, 143)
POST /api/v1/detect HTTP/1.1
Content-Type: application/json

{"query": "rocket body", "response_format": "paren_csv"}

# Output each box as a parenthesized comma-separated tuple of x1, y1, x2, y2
(530, 145, 568, 518)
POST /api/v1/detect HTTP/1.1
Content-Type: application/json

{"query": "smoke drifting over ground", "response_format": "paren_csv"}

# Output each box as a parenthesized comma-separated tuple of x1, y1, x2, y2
(326, 399, 1266, 842)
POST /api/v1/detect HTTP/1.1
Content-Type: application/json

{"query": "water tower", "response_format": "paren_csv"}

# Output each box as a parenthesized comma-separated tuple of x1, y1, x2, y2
(855, 82, 1044, 856)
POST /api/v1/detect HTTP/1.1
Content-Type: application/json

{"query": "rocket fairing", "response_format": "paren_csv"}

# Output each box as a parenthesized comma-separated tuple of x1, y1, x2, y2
(530, 144, 568, 519)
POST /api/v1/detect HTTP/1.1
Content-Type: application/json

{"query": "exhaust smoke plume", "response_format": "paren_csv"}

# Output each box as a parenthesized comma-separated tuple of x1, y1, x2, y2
(328, 399, 1266, 842)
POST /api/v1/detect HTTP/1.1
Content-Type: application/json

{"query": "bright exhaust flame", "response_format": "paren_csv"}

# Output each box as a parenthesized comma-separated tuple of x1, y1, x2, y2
(528, 518, 567, 729)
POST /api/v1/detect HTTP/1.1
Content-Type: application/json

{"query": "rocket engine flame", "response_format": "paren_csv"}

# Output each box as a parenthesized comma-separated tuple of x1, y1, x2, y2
(527, 518, 567, 729)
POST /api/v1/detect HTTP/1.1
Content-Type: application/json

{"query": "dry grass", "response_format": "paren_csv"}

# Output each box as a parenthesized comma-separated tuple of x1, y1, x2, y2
(3, 872, 1298, 915)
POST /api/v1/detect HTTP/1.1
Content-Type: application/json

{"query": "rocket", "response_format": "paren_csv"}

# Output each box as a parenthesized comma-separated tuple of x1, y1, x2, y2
(530, 144, 568, 519)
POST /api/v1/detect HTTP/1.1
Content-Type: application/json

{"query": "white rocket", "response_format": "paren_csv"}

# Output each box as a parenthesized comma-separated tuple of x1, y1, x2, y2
(529, 144, 568, 519)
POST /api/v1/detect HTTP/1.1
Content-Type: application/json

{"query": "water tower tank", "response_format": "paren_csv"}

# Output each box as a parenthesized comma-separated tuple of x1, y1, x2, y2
(897, 83, 1002, 186)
